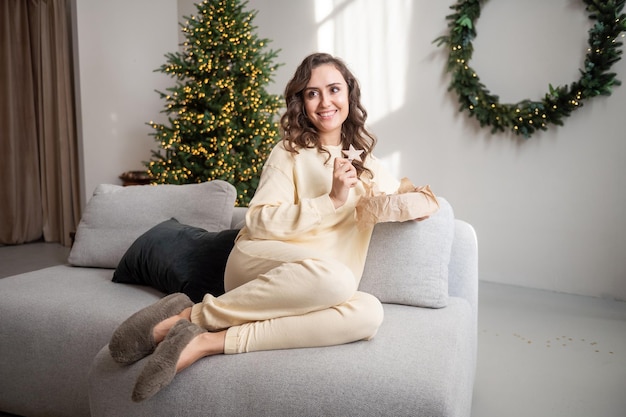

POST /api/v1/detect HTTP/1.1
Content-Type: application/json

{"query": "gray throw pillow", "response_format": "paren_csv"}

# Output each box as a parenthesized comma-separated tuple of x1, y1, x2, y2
(68, 181, 237, 268)
(359, 197, 454, 308)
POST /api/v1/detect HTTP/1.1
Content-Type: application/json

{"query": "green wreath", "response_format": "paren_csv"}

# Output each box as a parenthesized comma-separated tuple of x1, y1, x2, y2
(434, 0, 626, 138)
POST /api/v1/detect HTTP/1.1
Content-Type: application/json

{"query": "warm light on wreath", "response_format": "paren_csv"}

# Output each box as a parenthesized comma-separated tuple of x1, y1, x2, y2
(434, 0, 626, 138)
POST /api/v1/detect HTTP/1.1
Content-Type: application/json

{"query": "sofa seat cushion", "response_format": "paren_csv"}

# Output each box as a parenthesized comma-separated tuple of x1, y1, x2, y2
(69, 181, 237, 269)
(0, 265, 163, 417)
(89, 299, 475, 417)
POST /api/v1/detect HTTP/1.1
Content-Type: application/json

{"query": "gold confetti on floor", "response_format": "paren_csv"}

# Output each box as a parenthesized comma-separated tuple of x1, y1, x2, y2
(481, 329, 617, 355)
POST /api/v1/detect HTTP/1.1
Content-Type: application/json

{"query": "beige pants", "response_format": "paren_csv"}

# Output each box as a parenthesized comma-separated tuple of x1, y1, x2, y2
(190, 238, 384, 354)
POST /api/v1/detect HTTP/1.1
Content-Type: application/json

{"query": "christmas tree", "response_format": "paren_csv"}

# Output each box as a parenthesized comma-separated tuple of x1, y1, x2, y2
(146, 0, 283, 206)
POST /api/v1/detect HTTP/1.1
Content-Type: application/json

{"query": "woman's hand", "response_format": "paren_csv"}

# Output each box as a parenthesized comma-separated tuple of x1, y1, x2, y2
(329, 157, 358, 209)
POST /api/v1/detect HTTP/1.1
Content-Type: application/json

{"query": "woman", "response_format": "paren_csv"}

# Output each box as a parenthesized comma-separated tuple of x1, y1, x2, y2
(109, 52, 404, 402)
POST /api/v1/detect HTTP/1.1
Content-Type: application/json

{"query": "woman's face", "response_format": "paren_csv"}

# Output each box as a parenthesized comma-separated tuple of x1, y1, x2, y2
(303, 64, 350, 146)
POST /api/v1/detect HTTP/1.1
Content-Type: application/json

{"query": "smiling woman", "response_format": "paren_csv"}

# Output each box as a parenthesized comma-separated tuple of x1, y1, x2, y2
(280, 52, 377, 181)
(108, 52, 416, 403)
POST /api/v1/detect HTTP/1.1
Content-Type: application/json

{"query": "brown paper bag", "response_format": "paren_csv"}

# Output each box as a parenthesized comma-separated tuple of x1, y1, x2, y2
(355, 178, 440, 229)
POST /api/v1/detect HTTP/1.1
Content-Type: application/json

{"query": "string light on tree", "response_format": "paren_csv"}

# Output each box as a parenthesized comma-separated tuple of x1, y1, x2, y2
(146, 0, 283, 205)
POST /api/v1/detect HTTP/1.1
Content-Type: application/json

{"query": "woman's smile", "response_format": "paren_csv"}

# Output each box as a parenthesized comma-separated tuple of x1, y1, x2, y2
(318, 110, 337, 119)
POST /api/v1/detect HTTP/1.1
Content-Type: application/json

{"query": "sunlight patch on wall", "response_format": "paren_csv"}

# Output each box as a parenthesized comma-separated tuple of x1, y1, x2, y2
(378, 151, 401, 181)
(314, 0, 412, 125)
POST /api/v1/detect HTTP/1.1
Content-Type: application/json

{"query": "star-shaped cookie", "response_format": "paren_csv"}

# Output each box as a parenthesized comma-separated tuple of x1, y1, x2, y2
(342, 144, 364, 162)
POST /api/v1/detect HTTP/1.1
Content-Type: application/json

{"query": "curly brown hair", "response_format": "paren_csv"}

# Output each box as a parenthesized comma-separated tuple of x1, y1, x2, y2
(280, 53, 376, 179)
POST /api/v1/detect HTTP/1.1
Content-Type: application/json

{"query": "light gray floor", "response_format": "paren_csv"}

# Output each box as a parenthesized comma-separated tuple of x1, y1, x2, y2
(1, 242, 625, 417)
(0, 242, 70, 278)
(472, 281, 626, 417)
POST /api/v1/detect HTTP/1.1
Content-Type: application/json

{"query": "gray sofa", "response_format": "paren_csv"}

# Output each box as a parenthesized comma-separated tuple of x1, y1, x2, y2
(0, 180, 478, 417)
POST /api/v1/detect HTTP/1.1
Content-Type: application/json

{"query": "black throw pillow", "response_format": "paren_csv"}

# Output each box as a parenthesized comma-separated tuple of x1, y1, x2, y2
(113, 218, 240, 302)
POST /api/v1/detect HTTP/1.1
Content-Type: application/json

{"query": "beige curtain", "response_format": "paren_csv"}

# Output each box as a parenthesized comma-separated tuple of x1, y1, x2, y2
(0, 0, 80, 246)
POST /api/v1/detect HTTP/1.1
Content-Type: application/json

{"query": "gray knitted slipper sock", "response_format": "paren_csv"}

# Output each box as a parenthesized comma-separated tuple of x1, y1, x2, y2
(109, 293, 193, 365)
(132, 319, 207, 402)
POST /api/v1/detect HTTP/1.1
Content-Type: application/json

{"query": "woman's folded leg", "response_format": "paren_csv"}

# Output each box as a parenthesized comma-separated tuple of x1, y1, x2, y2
(191, 239, 358, 331)
(223, 291, 384, 354)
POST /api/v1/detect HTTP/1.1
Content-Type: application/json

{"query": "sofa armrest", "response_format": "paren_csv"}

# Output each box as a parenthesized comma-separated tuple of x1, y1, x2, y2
(448, 219, 479, 320)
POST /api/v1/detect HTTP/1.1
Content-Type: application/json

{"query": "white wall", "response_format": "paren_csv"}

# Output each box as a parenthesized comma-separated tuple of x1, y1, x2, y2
(74, 0, 626, 300)
(74, 0, 179, 204)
